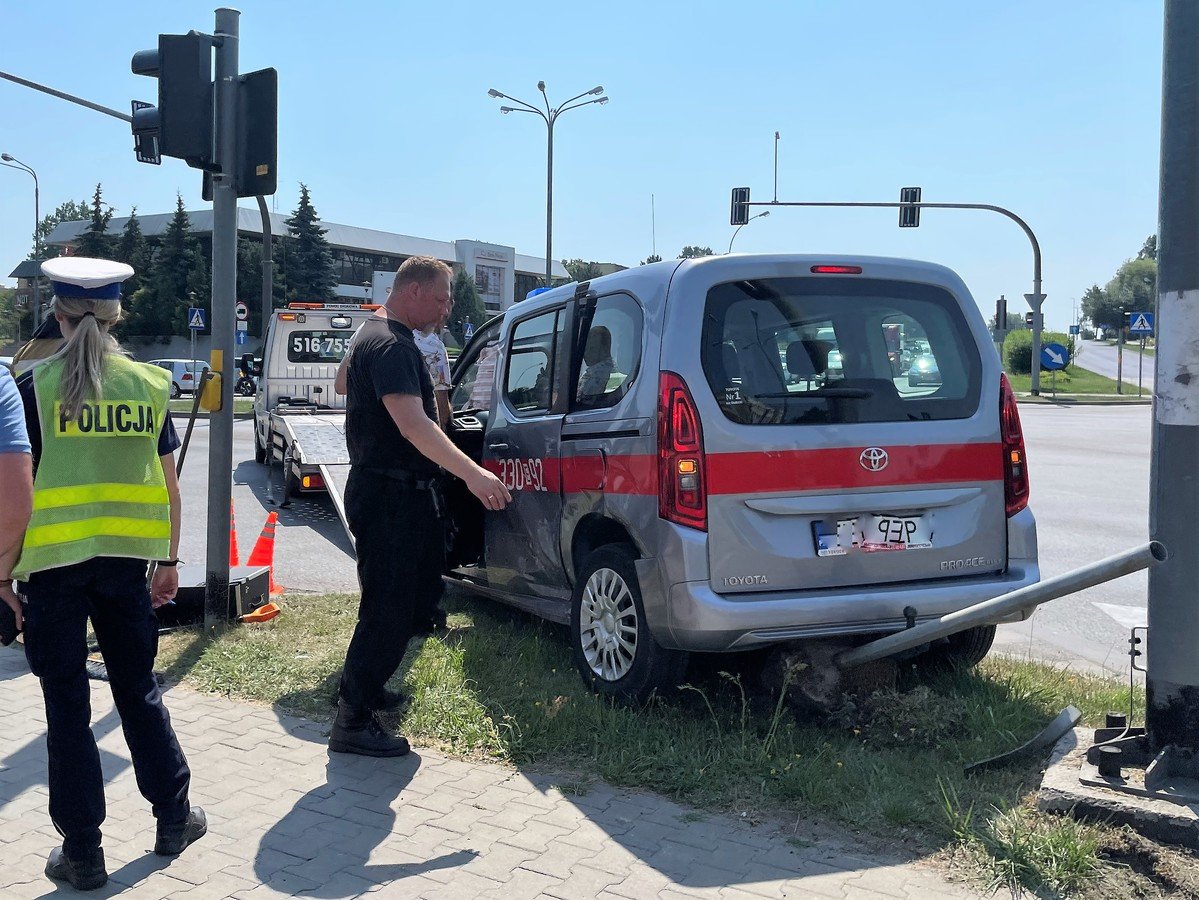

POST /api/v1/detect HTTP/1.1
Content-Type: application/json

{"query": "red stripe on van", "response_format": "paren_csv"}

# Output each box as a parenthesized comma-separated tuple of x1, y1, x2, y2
(486, 444, 999, 497)
(706, 443, 1003, 495)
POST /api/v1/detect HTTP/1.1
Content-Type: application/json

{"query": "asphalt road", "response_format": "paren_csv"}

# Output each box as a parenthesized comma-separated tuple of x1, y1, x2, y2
(175, 406, 1153, 674)
(1072, 338, 1156, 393)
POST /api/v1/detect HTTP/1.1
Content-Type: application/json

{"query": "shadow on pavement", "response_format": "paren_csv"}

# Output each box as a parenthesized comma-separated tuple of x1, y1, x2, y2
(254, 750, 475, 896)
(232, 459, 354, 557)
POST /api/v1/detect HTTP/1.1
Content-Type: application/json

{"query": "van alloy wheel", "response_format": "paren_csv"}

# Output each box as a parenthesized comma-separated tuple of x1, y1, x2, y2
(579, 567, 638, 681)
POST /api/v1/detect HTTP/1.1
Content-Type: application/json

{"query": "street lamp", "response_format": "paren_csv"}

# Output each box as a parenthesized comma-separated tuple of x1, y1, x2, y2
(488, 82, 608, 288)
(728, 210, 769, 253)
(1, 152, 42, 329)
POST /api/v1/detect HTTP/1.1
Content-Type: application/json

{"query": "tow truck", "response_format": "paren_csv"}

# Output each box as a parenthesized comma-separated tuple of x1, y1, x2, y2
(251, 302, 378, 533)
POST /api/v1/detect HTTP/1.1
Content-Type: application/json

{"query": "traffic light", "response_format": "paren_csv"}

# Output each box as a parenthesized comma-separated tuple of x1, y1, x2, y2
(131, 33, 214, 168)
(899, 186, 922, 227)
(1025, 312, 1034, 327)
(1123, 310, 1132, 328)
(201, 67, 279, 200)
(730, 187, 751, 226)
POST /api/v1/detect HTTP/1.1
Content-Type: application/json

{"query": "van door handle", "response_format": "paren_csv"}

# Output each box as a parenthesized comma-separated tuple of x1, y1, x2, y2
(488, 442, 510, 451)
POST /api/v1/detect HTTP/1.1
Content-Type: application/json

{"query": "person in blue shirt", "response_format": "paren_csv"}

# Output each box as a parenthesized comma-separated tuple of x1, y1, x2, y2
(0, 363, 33, 636)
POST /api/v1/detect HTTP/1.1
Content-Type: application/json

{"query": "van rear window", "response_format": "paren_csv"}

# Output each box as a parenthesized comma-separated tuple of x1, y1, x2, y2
(287, 330, 353, 363)
(701, 277, 981, 425)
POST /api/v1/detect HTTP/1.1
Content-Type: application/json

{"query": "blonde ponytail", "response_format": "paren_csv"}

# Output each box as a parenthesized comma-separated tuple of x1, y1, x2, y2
(55, 295, 126, 421)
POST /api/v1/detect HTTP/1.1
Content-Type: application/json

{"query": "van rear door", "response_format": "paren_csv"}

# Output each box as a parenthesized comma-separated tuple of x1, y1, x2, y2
(694, 270, 1007, 595)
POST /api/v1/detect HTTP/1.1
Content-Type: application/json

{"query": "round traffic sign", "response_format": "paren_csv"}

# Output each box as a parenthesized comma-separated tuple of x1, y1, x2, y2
(1041, 342, 1070, 371)
(235, 301, 249, 321)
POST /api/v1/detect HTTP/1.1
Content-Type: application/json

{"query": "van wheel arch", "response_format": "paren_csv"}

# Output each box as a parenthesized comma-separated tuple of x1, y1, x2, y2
(569, 514, 643, 584)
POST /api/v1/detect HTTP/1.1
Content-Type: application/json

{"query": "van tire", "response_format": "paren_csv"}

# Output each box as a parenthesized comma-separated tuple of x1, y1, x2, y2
(924, 624, 996, 670)
(570, 546, 686, 705)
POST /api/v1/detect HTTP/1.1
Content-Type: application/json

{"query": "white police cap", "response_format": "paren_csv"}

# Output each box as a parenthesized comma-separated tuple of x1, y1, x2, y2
(41, 257, 135, 301)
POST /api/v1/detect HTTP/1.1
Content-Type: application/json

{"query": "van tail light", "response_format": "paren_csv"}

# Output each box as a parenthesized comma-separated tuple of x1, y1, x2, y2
(1000, 373, 1029, 517)
(300, 472, 326, 491)
(658, 371, 707, 531)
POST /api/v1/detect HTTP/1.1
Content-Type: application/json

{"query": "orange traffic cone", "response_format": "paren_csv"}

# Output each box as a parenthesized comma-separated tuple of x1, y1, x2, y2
(247, 511, 284, 595)
(229, 501, 240, 567)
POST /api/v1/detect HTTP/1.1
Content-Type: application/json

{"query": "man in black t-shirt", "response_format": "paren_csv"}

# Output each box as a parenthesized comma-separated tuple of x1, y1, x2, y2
(332, 256, 511, 758)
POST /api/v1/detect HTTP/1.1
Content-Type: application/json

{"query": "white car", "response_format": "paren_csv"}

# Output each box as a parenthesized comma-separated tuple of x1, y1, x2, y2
(147, 359, 209, 398)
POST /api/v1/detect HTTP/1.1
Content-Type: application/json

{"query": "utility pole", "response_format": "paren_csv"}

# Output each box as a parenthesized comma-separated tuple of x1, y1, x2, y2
(1148, 0, 1199, 751)
(203, 7, 239, 633)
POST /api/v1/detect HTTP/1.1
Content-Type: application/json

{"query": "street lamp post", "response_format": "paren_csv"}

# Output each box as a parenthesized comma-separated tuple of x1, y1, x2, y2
(2, 152, 41, 329)
(488, 82, 608, 288)
(728, 211, 769, 253)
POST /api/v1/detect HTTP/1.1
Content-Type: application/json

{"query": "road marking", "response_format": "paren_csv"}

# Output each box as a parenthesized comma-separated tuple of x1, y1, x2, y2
(1094, 602, 1147, 630)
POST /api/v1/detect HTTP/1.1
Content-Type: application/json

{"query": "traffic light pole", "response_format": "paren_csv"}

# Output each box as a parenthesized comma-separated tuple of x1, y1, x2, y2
(738, 198, 1046, 394)
(203, 7, 239, 634)
(1147, 0, 1199, 751)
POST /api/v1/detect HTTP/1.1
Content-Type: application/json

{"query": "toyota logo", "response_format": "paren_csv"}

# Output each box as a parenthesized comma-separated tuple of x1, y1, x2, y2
(860, 447, 889, 472)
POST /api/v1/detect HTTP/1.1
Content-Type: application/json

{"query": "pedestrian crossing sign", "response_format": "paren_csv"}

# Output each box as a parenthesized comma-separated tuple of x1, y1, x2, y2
(188, 307, 206, 330)
(1129, 312, 1154, 336)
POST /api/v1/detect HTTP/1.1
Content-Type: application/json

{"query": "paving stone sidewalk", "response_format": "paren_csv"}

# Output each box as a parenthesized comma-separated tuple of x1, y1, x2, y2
(0, 646, 975, 898)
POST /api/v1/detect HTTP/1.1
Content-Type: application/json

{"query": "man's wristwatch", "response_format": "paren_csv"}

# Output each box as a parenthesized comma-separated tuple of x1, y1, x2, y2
(157, 559, 180, 567)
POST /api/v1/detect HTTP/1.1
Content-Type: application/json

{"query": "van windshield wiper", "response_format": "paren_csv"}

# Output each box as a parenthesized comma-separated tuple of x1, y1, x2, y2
(750, 388, 874, 400)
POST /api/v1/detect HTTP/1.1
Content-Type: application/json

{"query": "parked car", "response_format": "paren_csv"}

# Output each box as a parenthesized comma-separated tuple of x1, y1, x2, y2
(907, 353, 942, 387)
(147, 359, 209, 398)
(443, 254, 1039, 702)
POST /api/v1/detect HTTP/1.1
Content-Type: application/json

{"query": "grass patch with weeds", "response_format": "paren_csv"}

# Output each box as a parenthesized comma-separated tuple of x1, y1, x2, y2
(157, 589, 1148, 896)
(1007, 367, 1124, 395)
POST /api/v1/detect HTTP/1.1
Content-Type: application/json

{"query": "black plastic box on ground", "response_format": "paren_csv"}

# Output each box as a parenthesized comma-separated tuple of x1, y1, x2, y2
(154, 564, 272, 628)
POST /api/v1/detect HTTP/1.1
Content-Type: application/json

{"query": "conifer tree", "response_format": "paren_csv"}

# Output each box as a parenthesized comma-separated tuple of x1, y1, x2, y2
(283, 184, 337, 303)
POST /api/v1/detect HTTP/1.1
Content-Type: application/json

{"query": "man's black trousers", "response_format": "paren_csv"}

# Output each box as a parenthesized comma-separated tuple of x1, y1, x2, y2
(20, 557, 192, 856)
(341, 468, 445, 711)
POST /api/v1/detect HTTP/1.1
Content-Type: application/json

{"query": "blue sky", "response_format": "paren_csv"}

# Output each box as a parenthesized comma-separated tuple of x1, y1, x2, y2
(1, 1, 1162, 330)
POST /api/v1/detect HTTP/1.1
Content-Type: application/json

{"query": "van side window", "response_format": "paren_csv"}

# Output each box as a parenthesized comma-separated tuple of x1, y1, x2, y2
(505, 310, 561, 415)
(452, 330, 501, 413)
(573, 294, 643, 410)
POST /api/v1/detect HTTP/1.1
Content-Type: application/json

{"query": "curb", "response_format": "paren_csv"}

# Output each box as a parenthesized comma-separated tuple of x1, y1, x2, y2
(1016, 394, 1152, 407)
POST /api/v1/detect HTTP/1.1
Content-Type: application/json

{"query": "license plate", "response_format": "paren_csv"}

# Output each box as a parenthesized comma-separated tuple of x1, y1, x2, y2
(860, 514, 932, 551)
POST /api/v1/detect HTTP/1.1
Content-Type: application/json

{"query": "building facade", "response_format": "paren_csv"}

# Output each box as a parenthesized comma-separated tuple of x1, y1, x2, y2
(44, 207, 569, 314)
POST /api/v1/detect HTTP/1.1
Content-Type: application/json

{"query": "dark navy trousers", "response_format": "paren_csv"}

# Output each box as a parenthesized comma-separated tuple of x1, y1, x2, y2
(20, 557, 191, 856)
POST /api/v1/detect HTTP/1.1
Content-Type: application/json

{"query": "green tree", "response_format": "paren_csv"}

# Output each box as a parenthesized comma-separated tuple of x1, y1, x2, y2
(236, 237, 286, 341)
(640, 254, 662, 265)
(1081, 283, 1123, 334)
(74, 183, 115, 258)
(448, 267, 486, 344)
(1104, 257, 1156, 340)
(28, 199, 90, 261)
(114, 208, 151, 297)
(678, 246, 713, 259)
(1004, 329, 1075, 374)
(1138, 235, 1157, 261)
(562, 259, 605, 282)
(0, 286, 30, 345)
(282, 184, 337, 303)
(125, 195, 207, 336)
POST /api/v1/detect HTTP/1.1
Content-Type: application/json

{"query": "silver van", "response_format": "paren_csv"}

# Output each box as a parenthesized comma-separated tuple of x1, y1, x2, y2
(445, 254, 1038, 701)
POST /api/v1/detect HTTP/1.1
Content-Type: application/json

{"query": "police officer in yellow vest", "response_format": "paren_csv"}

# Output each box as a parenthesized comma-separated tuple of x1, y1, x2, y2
(9, 258, 206, 892)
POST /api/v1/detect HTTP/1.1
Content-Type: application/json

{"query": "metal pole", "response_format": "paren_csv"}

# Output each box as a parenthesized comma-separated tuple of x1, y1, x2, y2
(1148, 0, 1199, 750)
(1140, 336, 1145, 397)
(773, 131, 779, 203)
(835, 542, 1167, 670)
(256, 195, 273, 341)
(32, 169, 40, 331)
(545, 116, 554, 287)
(204, 6, 239, 635)
(1117, 327, 1124, 393)
(0, 70, 133, 123)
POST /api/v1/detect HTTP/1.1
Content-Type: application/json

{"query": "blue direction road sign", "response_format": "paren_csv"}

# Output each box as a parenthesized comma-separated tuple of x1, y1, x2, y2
(1041, 342, 1070, 371)
(1129, 311, 1154, 336)
(1069, 324, 1080, 335)
(236, 330, 248, 346)
(188, 307, 206, 330)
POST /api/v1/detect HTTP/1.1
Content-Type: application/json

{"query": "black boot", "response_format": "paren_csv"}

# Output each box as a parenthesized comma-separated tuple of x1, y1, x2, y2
(330, 700, 410, 757)
(45, 846, 107, 891)
(155, 806, 207, 856)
